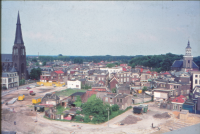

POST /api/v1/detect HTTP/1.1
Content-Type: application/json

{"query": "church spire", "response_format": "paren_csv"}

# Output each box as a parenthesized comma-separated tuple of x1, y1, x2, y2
(14, 11, 24, 44)
(186, 40, 191, 48)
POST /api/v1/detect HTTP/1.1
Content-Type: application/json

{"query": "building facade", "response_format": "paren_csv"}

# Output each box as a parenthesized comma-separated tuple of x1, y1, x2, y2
(1, 12, 27, 80)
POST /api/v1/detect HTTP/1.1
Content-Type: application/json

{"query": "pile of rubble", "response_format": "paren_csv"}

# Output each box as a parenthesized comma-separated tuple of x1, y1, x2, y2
(153, 112, 171, 119)
(120, 115, 142, 125)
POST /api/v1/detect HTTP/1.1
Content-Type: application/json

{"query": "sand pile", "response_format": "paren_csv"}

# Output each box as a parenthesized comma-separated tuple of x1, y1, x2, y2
(153, 112, 171, 119)
(173, 111, 180, 118)
(120, 115, 142, 125)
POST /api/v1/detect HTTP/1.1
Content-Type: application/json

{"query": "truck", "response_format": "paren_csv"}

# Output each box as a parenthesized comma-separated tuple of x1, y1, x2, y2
(18, 94, 25, 101)
(30, 91, 36, 96)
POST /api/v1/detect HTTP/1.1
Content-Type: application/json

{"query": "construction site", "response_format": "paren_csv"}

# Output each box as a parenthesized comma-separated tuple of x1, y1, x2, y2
(1, 86, 200, 134)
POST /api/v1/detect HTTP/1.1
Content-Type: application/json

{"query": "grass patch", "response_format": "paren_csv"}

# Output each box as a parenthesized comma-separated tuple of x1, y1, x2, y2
(55, 88, 86, 96)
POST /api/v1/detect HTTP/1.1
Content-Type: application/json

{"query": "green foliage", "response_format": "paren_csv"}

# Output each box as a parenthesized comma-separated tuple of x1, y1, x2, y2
(32, 58, 37, 62)
(19, 79, 25, 86)
(87, 94, 96, 102)
(74, 57, 83, 64)
(56, 105, 69, 115)
(75, 115, 83, 121)
(106, 63, 116, 68)
(73, 96, 82, 107)
(111, 104, 119, 111)
(129, 53, 183, 72)
(76, 110, 81, 114)
(111, 88, 116, 93)
(30, 67, 41, 80)
(81, 84, 91, 89)
(92, 115, 106, 124)
(142, 86, 147, 92)
(36, 62, 39, 66)
(83, 115, 90, 123)
(42, 61, 46, 66)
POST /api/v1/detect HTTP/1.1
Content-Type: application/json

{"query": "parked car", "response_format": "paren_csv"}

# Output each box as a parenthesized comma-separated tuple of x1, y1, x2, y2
(27, 87, 31, 90)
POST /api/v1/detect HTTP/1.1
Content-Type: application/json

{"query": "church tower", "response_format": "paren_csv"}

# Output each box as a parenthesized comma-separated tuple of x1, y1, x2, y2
(12, 11, 27, 80)
(183, 40, 193, 69)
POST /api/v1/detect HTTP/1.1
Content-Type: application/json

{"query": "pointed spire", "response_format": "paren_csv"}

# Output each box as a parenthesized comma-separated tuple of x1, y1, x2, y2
(14, 11, 24, 44)
(186, 40, 191, 48)
(17, 11, 21, 24)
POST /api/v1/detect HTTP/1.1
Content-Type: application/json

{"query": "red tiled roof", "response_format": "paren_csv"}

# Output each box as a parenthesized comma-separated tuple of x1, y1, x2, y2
(171, 95, 187, 103)
(55, 70, 64, 74)
(146, 71, 151, 74)
(123, 67, 127, 71)
(140, 68, 143, 72)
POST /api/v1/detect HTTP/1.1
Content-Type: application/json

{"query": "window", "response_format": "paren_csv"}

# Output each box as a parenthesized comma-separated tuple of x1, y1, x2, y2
(117, 99, 119, 102)
(195, 95, 198, 98)
(105, 97, 108, 102)
(120, 99, 122, 103)
(195, 75, 198, 78)
(124, 78, 126, 82)
(195, 79, 197, 84)
(187, 90, 190, 94)
(76, 85, 79, 88)
(110, 98, 112, 102)
(170, 91, 173, 96)
(127, 78, 129, 82)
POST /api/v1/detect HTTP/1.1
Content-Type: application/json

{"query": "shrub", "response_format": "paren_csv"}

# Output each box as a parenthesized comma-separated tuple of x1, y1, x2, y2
(112, 104, 119, 111)
(83, 115, 90, 123)
(76, 110, 81, 114)
(75, 115, 83, 121)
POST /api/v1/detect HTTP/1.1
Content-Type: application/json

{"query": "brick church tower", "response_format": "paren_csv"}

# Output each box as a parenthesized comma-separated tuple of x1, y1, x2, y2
(12, 11, 27, 80)
(183, 40, 193, 69)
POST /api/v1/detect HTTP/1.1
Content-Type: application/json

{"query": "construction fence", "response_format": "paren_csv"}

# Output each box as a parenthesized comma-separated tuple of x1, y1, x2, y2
(37, 82, 65, 87)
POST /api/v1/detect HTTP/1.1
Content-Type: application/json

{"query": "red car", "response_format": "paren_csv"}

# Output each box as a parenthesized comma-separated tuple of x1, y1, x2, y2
(26, 87, 31, 90)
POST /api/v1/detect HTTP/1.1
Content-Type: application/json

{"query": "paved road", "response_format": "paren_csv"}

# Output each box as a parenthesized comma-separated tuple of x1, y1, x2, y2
(1, 83, 37, 97)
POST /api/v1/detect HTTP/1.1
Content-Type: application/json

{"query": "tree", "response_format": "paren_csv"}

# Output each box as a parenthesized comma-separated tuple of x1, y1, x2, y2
(36, 62, 39, 66)
(83, 115, 90, 123)
(111, 88, 116, 93)
(106, 63, 115, 68)
(30, 68, 41, 80)
(32, 58, 37, 62)
(142, 86, 147, 93)
(111, 104, 119, 111)
(73, 96, 82, 107)
(42, 61, 46, 66)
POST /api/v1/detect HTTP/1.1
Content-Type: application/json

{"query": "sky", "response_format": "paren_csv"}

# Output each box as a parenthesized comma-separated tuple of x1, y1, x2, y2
(1, 1, 200, 56)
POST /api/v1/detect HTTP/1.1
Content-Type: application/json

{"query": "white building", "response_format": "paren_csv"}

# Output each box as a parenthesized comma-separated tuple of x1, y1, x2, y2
(191, 71, 200, 89)
(1, 68, 19, 89)
(100, 67, 122, 78)
(67, 80, 81, 89)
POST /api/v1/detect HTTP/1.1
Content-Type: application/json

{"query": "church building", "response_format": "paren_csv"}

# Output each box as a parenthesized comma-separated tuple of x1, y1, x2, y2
(1, 11, 27, 80)
(171, 41, 199, 72)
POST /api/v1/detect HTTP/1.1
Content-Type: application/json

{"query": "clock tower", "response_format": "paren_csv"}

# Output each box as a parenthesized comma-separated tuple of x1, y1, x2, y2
(183, 40, 193, 69)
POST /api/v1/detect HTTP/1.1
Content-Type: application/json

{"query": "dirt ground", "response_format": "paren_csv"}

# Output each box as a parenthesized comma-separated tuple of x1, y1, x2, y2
(2, 87, 200, 134)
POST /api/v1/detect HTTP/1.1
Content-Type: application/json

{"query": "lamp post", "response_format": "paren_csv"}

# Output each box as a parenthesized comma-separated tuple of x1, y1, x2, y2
(106, 107, 109, 127)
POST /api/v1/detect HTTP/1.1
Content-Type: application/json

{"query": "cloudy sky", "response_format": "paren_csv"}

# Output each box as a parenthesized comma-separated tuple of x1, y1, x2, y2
(1, 1, 200, 56)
